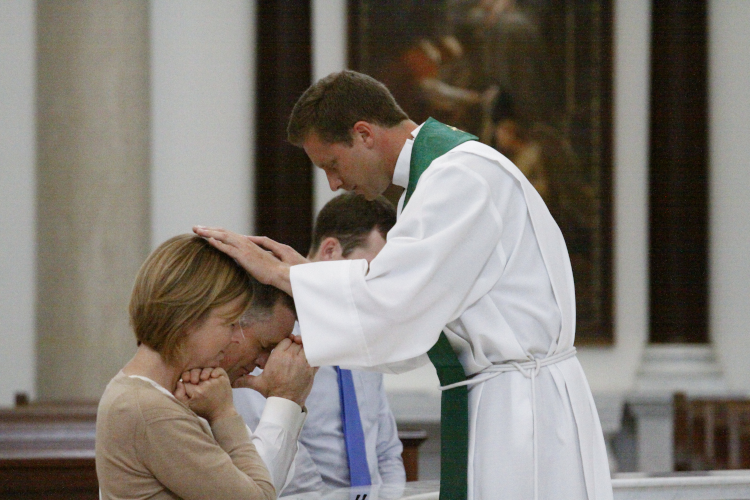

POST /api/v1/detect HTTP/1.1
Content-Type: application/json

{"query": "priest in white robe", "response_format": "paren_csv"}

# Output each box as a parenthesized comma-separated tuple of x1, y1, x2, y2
(194, 70, 612, 500)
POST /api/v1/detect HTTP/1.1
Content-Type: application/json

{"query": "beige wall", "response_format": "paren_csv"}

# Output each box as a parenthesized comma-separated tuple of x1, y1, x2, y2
(0, 0, 36, 406)
(0, 0, 258, 407)
(150, 0, 255, 245)
(709, 0, 750, 395)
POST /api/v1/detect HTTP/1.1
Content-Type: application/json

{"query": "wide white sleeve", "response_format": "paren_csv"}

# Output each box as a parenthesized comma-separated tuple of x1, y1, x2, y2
(233, 388, 307, 493)
(373, 379, 406, 485)
(291, 159, 505, 368)
(341, 353, 431, 375)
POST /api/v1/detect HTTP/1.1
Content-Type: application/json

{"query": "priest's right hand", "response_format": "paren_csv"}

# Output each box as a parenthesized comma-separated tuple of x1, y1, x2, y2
(193, 226, 299, 295)
(247, 235, 309, 267)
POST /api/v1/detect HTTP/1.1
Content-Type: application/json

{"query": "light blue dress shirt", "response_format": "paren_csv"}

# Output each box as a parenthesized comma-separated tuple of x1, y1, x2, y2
(233, 365, 406, 496)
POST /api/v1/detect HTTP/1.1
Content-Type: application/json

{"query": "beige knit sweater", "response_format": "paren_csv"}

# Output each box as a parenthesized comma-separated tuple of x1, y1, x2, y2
(96, 371, 275, 500)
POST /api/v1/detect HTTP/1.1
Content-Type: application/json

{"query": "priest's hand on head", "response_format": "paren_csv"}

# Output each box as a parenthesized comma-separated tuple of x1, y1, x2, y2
(175, 367, 238, 423)
(193, 226, 306, 295)
(233, 338, 316, 408)
(247, 235, 309, 266)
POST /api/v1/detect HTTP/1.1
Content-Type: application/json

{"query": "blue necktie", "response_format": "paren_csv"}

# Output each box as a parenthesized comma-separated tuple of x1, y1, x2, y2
(336, 366, 371, 486)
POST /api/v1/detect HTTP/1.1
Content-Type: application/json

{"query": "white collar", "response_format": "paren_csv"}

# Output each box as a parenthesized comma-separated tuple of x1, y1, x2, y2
(128, 373, 176, 400)
(391, 122, 425, 189)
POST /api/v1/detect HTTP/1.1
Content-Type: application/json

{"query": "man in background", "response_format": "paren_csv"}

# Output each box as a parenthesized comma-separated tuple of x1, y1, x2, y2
(231, 192, 406, 496)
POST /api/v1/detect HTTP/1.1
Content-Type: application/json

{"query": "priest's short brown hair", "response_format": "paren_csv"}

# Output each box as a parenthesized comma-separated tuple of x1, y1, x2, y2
(287, 70, 409, 147)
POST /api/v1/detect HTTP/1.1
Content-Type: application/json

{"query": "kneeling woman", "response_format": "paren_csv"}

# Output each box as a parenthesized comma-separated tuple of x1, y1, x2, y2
(96, 235, 275, 500)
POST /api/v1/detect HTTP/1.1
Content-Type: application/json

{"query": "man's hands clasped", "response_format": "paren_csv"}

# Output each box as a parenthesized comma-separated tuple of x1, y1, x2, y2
(234, 337, 316, 407)
(178, 335, 316, 417)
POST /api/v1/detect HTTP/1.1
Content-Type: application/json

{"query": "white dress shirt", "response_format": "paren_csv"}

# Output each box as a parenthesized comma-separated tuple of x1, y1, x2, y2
(239, 396, 306, 493)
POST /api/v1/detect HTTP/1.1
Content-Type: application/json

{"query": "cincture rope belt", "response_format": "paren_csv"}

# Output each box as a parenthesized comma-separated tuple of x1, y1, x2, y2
(439, 347, 577, 500)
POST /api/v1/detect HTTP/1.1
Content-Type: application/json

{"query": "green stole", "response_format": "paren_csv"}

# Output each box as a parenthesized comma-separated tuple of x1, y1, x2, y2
(404, 117, 478, 500)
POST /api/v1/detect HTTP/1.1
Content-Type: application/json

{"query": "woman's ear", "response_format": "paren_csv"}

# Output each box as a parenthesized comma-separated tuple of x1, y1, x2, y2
(316, 237, 344, 262)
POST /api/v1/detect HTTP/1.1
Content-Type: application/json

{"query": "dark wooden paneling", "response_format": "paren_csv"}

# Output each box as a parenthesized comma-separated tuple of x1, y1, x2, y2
(0, 456, 98, 500)
(256, 0, 313, 254)
(593, 0, 614, 345)
(649, 0, 709, 343)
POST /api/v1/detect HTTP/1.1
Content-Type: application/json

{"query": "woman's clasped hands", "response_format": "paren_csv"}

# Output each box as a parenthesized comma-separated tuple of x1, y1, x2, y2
(175, 367, 238, 423)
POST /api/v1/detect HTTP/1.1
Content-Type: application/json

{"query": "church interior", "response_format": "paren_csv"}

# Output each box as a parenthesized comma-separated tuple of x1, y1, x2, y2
(2, 0, 750, 498)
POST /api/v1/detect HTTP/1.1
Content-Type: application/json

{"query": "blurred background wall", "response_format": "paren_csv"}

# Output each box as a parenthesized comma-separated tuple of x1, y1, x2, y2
(1, 0, 750, 475)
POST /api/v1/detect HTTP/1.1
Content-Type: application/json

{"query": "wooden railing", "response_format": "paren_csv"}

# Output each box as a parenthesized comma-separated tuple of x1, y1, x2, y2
(674, 393, 750, 471)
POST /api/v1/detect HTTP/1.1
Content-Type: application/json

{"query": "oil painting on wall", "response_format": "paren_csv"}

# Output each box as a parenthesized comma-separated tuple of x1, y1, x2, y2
(349, 0, 613, 343)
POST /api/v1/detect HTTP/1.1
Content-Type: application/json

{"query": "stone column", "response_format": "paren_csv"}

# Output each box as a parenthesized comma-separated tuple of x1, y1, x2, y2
(628, 395, 675, 473)
(36, 1, 150, 401)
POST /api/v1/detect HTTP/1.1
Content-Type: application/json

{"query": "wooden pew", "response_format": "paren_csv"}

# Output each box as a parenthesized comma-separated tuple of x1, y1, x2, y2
(398, 429, 428, 482)
(0, 453, 97, 500)
(0, 401, 97, 453)
(0, 401, 99, 499)
(0, 401, 431, 495)
(674, 393, 750, 471)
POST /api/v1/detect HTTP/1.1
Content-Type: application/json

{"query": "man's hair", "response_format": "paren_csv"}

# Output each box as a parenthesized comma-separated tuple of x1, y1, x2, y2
(287, 70, 409, 146)
(309, 192, 397, 257)
(242, 282, 296, 324)
(129, 234, 253, 364)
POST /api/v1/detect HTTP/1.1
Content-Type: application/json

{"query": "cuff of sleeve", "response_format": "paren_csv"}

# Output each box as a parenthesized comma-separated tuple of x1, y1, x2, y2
(262, 397, 307, 437)
(210, 413, 253, 452)
(290, 260, 371, 367)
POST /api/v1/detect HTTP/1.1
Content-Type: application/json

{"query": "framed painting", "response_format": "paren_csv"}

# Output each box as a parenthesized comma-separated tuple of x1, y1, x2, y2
(348, 0, 613, 344)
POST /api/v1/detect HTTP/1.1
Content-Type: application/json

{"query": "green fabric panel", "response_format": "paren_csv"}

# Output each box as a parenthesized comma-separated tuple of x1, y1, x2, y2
(404, 117, 478, 208)
(430, 333, 469, 500)
(405, 118, 477, 500)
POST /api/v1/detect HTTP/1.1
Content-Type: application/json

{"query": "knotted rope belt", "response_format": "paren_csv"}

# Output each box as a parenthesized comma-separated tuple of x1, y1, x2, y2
(439, 347, 578, 500)
(407, 118, 579, 500)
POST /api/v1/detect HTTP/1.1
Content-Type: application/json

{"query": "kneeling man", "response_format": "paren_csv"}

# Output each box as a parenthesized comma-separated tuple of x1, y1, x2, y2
(229, 193, 406, 496)
(219, 283, 315, 493)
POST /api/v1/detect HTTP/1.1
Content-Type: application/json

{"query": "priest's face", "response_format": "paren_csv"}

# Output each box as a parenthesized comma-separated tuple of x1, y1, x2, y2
(302, 127, 392, 201)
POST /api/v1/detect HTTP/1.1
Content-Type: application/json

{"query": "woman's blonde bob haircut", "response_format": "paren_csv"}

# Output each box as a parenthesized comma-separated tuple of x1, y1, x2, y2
(129, 234, 253, 364)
